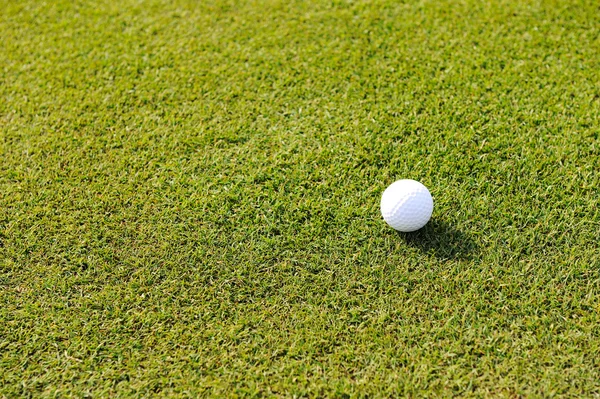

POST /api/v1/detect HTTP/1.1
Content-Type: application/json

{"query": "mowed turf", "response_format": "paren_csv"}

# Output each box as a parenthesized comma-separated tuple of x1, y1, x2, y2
(1, 0, 600, 397)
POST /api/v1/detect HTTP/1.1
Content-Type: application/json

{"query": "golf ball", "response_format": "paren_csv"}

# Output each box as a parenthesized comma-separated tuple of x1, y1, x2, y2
(380, 179, 433, 232)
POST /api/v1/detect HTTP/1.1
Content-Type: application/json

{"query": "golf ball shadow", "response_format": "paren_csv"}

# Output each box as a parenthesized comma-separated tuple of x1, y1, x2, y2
(395, 219, 479, 261)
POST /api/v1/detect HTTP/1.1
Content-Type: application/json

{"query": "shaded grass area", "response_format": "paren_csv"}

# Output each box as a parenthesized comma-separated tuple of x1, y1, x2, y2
(1, 0, 600, 396)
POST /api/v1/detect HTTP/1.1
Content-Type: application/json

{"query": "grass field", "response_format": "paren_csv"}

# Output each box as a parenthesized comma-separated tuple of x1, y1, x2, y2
(1, 0, 600, 397)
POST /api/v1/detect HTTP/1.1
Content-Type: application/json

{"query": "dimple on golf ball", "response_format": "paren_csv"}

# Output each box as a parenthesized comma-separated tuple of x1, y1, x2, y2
(380, 179, 433, 232)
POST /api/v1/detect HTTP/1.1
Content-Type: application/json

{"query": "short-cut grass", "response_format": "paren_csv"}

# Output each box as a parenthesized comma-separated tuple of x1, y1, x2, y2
(1, 0, 600, 397)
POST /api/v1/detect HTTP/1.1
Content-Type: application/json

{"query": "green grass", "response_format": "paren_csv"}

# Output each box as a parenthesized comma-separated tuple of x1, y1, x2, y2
(1, 0, 600, 397)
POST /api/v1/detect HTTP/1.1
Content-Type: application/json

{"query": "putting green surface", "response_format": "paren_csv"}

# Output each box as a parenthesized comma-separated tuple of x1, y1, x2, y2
(1, 0, 599, 396)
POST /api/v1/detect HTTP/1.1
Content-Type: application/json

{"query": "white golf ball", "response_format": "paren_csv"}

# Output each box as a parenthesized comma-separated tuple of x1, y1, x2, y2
(380, 179, 433, 232)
